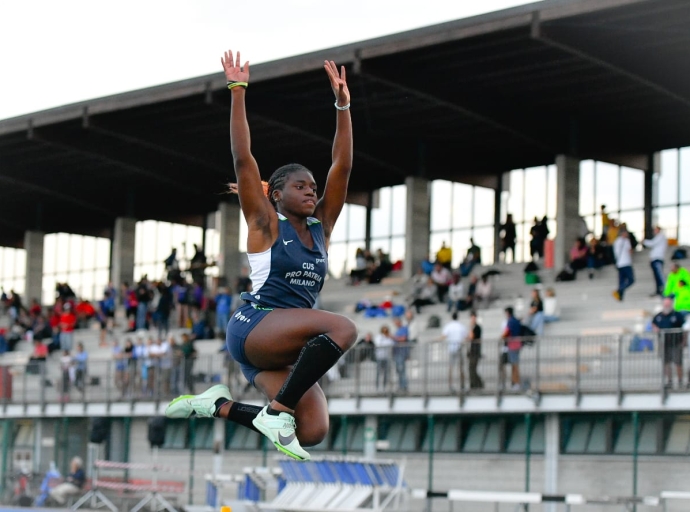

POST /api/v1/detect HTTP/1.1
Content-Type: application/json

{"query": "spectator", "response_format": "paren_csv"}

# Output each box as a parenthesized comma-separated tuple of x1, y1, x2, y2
(59, 303, 76, 352)
(73, 342, 88, 392)
(355, 332, 375, 363)
(435, 241, 453, 270)
(215, 286, 232, 339)
(123, 338, 135, 397)
(613, 230, 634, 301)
(135, 277, 153, 330)
(374, 325, 394, 391)
(600, 205, 609, 240)
(526, 288, 545, 336)
(405, 310, 421, 345)
(189, 243, 207, 285)
(368, 249, 393, 284)
(98, 291, 116, 347)
(652, 297, 686, 389)
(529, 217, 544, 261)
(465, 274, 478, 309)
(570, 238, 589, 272)
(409, 275, 437, 314)
(170, 336, 183, 396)
(112, 339, 128, 397)
(180, 333, 197, 394)
(27, 339, 48, 375)
(133, 337, 148, 395)
(148, 337, 165, 395)
(587, 237, 605, 279)
(391, 317, 409, 393)
(500, 214, 517, 263)
(431, 262, 452, 303)
(59, 350, 73, 401)
(502, 307, 523, 391)
(474, 275, 493, 309)
(49, 456, 85, 506)
(164, 247, 180, 282)
(349, 248, 369, 285)
(156, 283, 173, 341)
(460, 238, 481, 276)
(674, 280, 690, 314)
(643, 226, 668, 297)
(74, 300, 96, 329)
(29, 298, 42, 317)
(664, 262, 690, 298)
(447, 273, 466, 313)
(437, 312, 468, 392)
(543, 288, 560, 323)
(467, 311, 483, 390)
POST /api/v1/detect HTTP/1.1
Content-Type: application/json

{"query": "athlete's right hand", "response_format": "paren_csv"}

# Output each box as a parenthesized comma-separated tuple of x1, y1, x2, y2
(221, 50, 250, 84)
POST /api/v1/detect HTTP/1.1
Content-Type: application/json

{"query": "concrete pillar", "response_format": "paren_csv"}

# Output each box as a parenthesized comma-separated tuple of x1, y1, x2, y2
(110, 217, 136, 287)
(645, 153, 659, 239)
(555, 155, 581, 272)
(544, 413, 560, 512)
(24, 231, 44, 304)
(217, 202, 242, 286)
(363, 415, 377, 460)
(404, 176, 431, 279)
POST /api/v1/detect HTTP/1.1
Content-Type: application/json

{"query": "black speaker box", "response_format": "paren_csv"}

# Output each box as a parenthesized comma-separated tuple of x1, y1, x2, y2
(148, 416, 166, 448)
(90, 417, 110, 444)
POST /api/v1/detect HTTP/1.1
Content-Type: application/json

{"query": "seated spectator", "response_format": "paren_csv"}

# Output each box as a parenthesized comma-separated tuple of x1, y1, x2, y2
(665, 262, 690, 298)
(435, 241, 453, 270)
(570, 238, 588, 272)
(460, 238, 481, 276)
(431, 262, 453, 303)
(27, 339, 48, 374)
(369, 249, 393, 284)
(587, 237, 605, 279)
(474, 275, 493, 309)
(409, 277, 438, 314)
(447, 273, 467, 313)
(49, 457, 85, 506)
(465, 274, 478, 309)
(543, 288, 560, 323)
(350, 248, 370, 285)
(75, 300, 96, 329)
(29, 298, 42, 317)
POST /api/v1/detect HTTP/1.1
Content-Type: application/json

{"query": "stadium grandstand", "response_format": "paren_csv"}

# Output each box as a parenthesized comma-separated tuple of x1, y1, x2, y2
(1, 0, 690, 510)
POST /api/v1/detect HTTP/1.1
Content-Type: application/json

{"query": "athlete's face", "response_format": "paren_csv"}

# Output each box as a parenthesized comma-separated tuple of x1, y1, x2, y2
(278, 170, 318, 216)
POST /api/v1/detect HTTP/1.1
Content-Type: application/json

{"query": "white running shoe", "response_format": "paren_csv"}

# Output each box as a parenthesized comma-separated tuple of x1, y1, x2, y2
(252, 406, 310, 461)
(165, 384, 232, 419)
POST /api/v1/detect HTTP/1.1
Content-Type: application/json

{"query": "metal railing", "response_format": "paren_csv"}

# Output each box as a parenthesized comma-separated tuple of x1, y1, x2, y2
(0, 330, 687, 406)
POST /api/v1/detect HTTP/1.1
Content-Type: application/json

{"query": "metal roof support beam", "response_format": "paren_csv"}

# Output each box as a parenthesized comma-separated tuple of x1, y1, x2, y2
(31, 133, 207, 198)
(531, 15, 690, 110)
(247, 111, 407, 178)
(0, 173, 115, 217)
(359, 71, 554, 153)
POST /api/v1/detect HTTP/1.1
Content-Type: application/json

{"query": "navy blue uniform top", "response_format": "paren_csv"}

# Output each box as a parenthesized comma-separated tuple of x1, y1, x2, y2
(241, 213, 328, 309)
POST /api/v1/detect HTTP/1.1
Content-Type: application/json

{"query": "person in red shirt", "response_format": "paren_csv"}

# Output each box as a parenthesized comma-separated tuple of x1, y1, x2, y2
(59, 303, 77, 352)
(29, 299, 42, 317)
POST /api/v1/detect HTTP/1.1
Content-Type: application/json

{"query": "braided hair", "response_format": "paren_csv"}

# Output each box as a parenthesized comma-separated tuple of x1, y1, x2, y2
(267, 163, 311, 209)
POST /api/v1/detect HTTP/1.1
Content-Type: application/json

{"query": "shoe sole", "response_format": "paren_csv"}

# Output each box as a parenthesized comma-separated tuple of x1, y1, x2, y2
(252, 419, 309, 461)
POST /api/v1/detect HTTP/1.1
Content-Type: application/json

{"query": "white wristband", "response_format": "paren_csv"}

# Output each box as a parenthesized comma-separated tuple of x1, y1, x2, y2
(334, 101, 351, 111)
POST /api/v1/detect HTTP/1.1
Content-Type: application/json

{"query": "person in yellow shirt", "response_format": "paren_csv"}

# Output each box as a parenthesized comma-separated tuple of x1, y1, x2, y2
(436, 241, 453, 270)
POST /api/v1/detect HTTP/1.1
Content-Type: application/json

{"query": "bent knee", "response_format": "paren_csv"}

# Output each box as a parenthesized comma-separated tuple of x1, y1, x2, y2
(330, 317, 358, 351)
(298, 422, 329, 448)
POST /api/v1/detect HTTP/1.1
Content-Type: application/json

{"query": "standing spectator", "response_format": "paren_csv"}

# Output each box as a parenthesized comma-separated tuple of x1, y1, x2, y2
(431, 262, 452, 303)
(674, 280, 690, 314)
(526, 288, 545, 336)
(613, 230, 635, 301)
(391, 317, 409, 393)
(59, 350, 73, 402)
(112, 339, 128, 397)
(164, 248, 180, 282)
(643, 226, 668, 297)
(500, 214, 517, 263)
(190, 243, 207, 285)
(355, 332, 375, 363)
(123, 338, 135, 397)
(98, 291, 116, 347)
(600, 205, 610, 240)
(170, 336, 183, 396)
(133, 337, 148, 395)
(437, 312, 468, 392)
(467, 311, 483, 390)
(180, 333, 197, 394)
(447, 273, 466, 313)
(158, 337, 173, 396)
(502, 307, 523, 391)
(135, 277, 153, 330)
(59, 303, 76, 352)
(156, 283, 173, 340)
(664, 262, 690, 298)
(460, 238, 481, 277)
(49, 457, 85, 506)
(148, 337, 164, 396)
(215, 286, 232, 339)
(529, 217, 543, 261)
(374, 325, 394, 391)
(435, 241, 453, 270)
(73, 343, 88, 392)
(652, 297, 686, 389)
(405, 310, 421, 345)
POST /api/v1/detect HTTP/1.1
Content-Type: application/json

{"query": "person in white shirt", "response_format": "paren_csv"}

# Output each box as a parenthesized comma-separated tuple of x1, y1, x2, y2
(643, 226, 668, 297)
(613, 230, 634, 301)
(447, 274, 466, 313)
(405, 310, 421, 344)
(437, 313, 469, 392)
(374, 325, 395, 391)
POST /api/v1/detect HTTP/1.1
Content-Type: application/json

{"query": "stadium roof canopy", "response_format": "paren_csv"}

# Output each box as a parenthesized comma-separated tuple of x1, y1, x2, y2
(1, 0, 689, 247)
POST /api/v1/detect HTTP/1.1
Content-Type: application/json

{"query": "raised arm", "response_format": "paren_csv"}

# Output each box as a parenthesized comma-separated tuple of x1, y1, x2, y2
(221, 50, 276, 252)
(314, 61, 352, 241)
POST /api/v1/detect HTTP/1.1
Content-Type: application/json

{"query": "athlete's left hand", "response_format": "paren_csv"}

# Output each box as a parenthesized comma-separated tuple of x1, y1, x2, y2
(324, 60, 350, 107)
